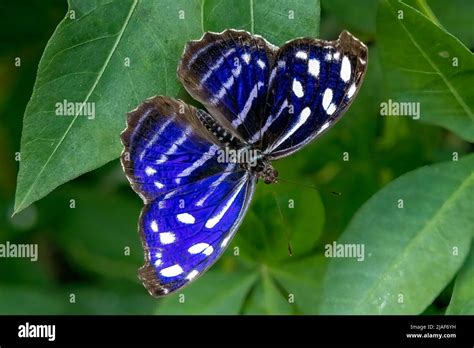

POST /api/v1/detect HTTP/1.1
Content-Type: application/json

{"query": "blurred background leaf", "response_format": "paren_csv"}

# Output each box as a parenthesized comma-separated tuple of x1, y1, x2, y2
(377, 0, 474, 142)
(446, 242, 474, 314)
(14, 0, 203, 215)
(320, 154, 474, 314)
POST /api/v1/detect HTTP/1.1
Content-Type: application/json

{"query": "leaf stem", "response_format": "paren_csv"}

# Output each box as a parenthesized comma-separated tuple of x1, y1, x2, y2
(250, 0, 254, 34)
(200, 0, 205, 33)
(415, 0, 441, 26)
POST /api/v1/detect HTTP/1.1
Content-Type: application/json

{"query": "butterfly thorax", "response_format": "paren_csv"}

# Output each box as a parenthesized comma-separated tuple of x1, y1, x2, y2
(197, 109, 278, 183)
(241, 148, 278, 185)
(256, 160, 278, 184)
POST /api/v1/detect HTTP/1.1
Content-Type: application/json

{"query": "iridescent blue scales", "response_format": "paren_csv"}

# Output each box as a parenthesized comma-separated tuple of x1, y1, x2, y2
(121, 29, 367, 296)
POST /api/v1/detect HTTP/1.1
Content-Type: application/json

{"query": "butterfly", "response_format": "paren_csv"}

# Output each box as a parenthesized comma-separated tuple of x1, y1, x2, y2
(121, 29, 368, 297)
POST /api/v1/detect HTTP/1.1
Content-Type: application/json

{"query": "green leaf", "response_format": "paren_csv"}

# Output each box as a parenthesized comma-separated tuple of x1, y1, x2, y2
(66, 287, 156, 314)
(14, 0, 202, 214)
(236, 184, 325, 264)
(156, 269, 258, 314)
(52, 187, 144, 286)
(0, 286, 156, 314)
(429, 0, 474, 49)
(377, 0, 474, 142)
(321, 0, 377, 36)
(320, 154, 474, 314)
(203, 0, 320, 45)
(402, 0, 474, 48)
(242, 267, 294, 314)
(270, 255, 327, 314)
(0, 286, 66, 314)
(446, 241, 474, 314)
(14, 0, 320, 214)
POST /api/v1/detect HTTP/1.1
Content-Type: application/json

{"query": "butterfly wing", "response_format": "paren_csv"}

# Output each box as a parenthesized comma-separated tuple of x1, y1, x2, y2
(254, 31, 368, 159)
(121, 96, 256, 296)
(178, 29, 277, 143)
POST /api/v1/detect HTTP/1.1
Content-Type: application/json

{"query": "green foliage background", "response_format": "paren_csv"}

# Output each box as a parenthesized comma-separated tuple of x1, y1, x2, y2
(0, 0, 472, 314)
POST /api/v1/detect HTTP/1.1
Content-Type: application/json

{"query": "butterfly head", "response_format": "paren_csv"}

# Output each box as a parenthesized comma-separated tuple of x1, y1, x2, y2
(254, 156, 278, 185)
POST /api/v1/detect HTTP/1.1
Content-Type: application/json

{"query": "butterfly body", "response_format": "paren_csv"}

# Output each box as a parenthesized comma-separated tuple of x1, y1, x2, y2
(121, 29, 367, 296)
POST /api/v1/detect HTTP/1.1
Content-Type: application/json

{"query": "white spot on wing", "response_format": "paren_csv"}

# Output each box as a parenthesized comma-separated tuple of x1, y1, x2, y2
(203, 246, 214, 256)
(186, 270, 199, 280)
(160, 264, 183, 277)
(295, 51, 308, 60)
(145, 166, 156, 176)
(154, 181, 164, 189)
(308, 58, 320, 78)
(177, 213, 195, 224)
(322, 88, 333, 110)
(318, 121, 331, 134)
(159, 232, 175, 245)
(150, 220, 159, 232)
(326, 103, 337, 115)
(242, 53, 251, 64)
(292, 79, 304, 98)
(340, 56, 351, 82)
(347, 83, 356, 98)
(188, 243, 209, 254)
(188, 242, 213, 255)
(257, 59, 266, 69)
(156, 154, 167, 164)
(221, 235, 232, 248)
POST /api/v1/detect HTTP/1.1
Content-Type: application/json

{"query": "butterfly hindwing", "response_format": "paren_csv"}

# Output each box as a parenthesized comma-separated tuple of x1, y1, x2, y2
(121, 96, 256, 296)
(254, 31, 368, 158)
(178, 29, 278, 142)
(138, 172, 256, 296)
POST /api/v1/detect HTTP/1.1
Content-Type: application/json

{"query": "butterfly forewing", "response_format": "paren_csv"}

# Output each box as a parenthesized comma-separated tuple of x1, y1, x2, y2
(178, 29, 277, 142)
(256, 31, 368, 158)
(121, 96, 256, 296)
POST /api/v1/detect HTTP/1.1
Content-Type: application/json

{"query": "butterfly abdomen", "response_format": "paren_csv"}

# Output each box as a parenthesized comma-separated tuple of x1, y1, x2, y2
(196, 109, 244, 148)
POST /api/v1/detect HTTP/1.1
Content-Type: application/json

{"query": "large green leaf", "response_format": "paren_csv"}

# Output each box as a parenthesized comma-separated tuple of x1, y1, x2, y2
(377, 0, 474, 142)
(203, 0, 319, 45)
(270, 255, 327, 314)
(402, 0, 474, 49)
(235, 183, 325, 264)
(156, 269, 258, 314)
(242, 267, 295, 315)
(321, 0, 377, 36)
(14, 0, 320, 214)
(0, 286, 155, 314)
(320, 154, 474, 314)
(52, 188, 144, 285)
(446, 241, 474, 314)
(14, 0, 202, 214)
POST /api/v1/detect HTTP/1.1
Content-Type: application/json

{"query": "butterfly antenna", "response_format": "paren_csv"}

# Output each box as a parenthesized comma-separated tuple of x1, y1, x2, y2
(271, 190, 293, 256)
(277, 177, 341, 197)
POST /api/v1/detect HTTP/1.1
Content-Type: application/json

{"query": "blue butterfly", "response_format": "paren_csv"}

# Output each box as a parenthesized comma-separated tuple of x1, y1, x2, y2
(121, 29, 368, 296)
